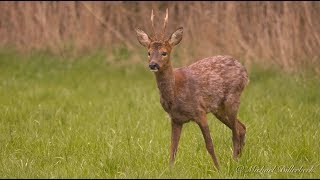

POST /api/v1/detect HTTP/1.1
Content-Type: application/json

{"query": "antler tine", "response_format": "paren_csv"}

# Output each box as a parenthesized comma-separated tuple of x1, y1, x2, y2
(161, 8, 168, 40)
(151, 9, 156, 39)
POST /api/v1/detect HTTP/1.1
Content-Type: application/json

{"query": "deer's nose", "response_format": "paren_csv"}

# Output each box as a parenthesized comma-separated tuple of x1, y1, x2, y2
(149, 62, 160, 71)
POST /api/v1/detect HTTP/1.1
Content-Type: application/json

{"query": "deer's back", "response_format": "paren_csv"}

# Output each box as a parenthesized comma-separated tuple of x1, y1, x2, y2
(174, 55, 248, 114)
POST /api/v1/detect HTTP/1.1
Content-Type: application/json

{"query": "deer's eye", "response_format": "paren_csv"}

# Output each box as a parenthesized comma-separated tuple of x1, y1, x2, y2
(162, 52, 167, 56)
(148, 52, 150, 56)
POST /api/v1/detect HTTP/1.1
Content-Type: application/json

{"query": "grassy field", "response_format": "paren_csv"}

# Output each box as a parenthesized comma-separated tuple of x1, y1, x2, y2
(0, 50, 319, 178)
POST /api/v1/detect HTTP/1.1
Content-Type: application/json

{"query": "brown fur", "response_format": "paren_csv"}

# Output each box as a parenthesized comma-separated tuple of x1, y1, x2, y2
(135, 10, 249, 170)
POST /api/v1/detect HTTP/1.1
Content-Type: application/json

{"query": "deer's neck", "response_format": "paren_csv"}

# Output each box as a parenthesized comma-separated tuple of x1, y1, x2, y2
(155, 64, 175, 110)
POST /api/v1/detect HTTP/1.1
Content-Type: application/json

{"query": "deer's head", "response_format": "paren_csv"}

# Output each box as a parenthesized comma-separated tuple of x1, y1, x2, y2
(135, 9, 183, 72)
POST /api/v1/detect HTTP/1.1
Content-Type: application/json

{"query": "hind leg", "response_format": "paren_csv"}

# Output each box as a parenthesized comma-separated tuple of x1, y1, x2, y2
(237, 119, 246, 153)
(213, 95, 246, 159)
(231, 118, 246, 159)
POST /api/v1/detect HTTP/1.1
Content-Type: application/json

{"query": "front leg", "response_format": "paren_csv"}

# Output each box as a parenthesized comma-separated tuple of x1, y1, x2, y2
(170, 121, 183, 168)
(196, 114, 220, 170)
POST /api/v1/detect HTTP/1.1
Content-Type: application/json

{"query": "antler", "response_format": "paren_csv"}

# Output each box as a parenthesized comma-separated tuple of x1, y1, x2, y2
(151, 9, 156, 39)
(150, 8, 169, 41)
(161, 8, 168, 40)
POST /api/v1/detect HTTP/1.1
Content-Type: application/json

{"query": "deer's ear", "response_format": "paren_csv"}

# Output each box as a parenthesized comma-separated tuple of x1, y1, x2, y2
(135, 28, 151, 47)
(168, 27, 183, 47)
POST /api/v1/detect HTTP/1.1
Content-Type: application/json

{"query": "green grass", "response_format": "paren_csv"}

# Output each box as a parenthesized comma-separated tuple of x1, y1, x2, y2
(0, 50, 319, 178)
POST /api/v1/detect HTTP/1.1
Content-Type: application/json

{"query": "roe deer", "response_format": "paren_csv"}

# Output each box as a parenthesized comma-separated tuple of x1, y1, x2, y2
(135, 9, 249, 170)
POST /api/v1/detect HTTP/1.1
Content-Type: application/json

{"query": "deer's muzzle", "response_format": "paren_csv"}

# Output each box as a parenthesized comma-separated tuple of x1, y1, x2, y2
(149, 62, 160, 72)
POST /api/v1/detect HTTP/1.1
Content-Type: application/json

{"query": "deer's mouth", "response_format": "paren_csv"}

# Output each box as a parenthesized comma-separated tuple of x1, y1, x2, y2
(150, 68, 159, 72)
